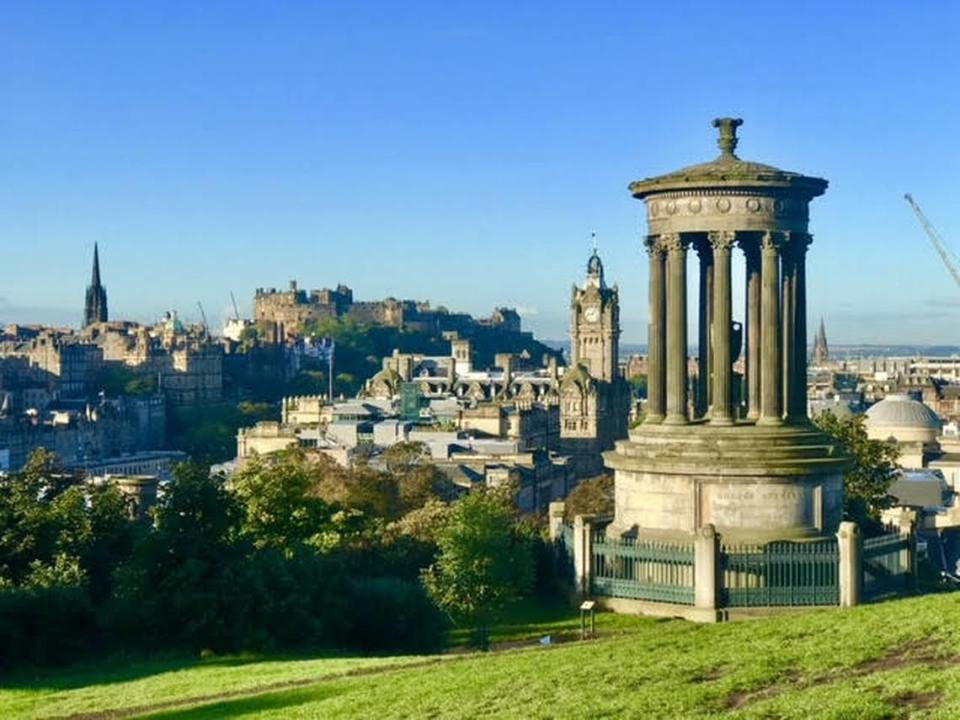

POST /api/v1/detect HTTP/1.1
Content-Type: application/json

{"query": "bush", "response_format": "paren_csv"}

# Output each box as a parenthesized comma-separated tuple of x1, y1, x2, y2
(0, 586, 96, 670)
(341, 577, 447, 653)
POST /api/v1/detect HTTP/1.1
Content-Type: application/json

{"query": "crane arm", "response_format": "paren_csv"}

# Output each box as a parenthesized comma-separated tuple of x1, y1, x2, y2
(905, 193, 960, 289)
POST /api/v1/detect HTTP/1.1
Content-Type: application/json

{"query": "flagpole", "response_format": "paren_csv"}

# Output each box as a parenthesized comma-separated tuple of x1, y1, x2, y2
(328, 339, 334, 402)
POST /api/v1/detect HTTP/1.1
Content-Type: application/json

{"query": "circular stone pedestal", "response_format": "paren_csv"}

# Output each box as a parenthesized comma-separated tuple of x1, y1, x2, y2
(603, 421, 851, 542)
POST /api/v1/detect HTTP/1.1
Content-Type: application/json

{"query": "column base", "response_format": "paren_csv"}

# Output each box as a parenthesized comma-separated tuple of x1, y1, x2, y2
(644, 414, 665, 425)
(709, 415, 735, 426)
(756, 415, 784, 426)
(663, 414, 689, 426)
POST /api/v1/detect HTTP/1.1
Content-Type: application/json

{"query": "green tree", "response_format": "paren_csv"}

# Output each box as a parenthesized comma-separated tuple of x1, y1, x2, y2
(563, 474, 615, 522)
(232, 450, 336, 553)
(423, 489, 534, 649)
(814, 411, 899, 532)
(0, 449, 135, 590)
(108, 463, 247, 651)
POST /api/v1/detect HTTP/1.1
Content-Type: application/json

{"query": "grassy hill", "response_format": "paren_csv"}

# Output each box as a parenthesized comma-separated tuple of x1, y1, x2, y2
(5, 592, 960, 719)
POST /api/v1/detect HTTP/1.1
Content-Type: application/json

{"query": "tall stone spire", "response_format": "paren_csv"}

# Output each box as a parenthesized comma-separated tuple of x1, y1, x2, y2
(811, 317, 829, 365)
(84, 243, 108, 327)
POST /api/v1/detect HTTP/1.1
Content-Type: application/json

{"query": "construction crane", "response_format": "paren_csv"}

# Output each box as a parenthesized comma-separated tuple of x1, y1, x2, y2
(905, 193, 960, 288)
(196, 301, 209, 335)
(229, 291, 241, 322)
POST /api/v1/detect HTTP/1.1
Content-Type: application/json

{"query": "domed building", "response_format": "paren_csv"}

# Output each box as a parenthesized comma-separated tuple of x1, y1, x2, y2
(865, 394, 942, 445)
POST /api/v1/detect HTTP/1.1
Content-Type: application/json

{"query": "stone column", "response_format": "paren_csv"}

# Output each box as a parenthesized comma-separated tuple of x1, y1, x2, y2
(694, 523, 719, 614)
(696, 240, 713, 419)
(709, 231, 735, 424)
(573, 514, 596, 598)
(781, 239, 797, 422)
(836, 521, 861, 607)
(758, 231, 783, 425)
(645, 237, 666, 424)
(663, 234, 688, 425)
(548, 501, 566, 542)
(743, 241, 762, 420)
(791, 235, 812, 421)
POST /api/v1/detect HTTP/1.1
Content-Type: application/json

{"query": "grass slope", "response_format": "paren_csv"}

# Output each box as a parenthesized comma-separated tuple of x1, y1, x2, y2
(5, 593, 960, 719)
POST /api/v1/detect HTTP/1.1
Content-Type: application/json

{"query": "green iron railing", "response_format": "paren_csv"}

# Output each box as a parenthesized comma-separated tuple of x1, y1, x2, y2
(862, 532, 912, 600)
(591, 533, 695, 605)
(720, 539, 839, 607)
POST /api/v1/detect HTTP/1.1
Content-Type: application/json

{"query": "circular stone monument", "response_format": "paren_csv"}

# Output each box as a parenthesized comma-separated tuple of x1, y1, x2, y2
(605, 118, 851, 542)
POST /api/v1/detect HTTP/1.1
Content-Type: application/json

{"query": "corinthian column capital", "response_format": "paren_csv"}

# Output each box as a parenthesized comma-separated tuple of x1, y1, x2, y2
(760, 230, 786, 252)
(708, 230, 737, 252)
(660, 232, 686, 253)
(644, 235, 664, 256)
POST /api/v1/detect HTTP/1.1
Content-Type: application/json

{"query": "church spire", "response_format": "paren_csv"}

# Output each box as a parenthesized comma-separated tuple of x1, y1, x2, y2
(91, 242, 102, 286)
(811, 317, 829, 365)
(84, 244, 108, 327)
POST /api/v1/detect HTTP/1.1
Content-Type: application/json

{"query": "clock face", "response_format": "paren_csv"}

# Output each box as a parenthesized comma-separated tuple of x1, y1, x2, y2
(584, 306, 600, 323)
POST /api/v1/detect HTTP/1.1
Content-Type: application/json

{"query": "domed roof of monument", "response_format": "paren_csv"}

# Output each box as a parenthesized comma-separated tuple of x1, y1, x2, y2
(865, 394, 942, 431)
(629, 118, 828, 199)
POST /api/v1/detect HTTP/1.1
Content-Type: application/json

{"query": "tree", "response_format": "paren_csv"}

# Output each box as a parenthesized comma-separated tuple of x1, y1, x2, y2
(814, 411, 899, 531)
(108, 463, 247, 651)
(423, 489, 534, 649)
(563, 474, 615, 522)
(232, 449, 336, 553)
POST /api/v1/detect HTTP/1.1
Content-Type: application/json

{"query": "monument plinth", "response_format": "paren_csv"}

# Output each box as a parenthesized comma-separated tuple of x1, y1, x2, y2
(605, 118, 851, 542)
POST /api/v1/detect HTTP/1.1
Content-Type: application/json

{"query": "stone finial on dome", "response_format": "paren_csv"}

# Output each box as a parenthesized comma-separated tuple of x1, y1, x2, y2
(712, 117, 743, 159)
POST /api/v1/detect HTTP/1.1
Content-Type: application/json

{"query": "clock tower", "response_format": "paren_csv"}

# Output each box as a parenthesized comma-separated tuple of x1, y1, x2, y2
(560, 247, 630, 476)
(570, 248, 619, 383)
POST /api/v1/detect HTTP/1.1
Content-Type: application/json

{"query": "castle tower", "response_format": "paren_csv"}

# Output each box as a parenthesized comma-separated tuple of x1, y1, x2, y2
(84, 244, 108, 327)
(811, 318, 829, 365)
(605, 118, 850, 540)
(570, 241, 620, 383)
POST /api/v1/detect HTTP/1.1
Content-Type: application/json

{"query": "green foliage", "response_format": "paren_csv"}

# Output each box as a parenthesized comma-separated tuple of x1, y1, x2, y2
(0, 447, 465, 670)
(167, 401, 279, 463)
(628, 374, 648, 398)
(814, 411, 899, 532)
(107, 463, 247, 652)
(423, 488, 534, 648)
(341, 578, 447, 653)
(231, 450, 336, 553)
(0, 450, 139, 669)
(96, 364, 157, 397)
(562, 474, 614, 522)
(0, 449, 136, 590)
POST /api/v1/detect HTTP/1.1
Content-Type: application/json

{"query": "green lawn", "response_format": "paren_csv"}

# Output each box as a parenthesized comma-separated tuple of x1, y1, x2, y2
(5, 593, 960, 719)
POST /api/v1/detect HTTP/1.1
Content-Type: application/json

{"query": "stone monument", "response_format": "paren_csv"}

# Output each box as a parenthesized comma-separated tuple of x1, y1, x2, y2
(605, 118, 850, 542)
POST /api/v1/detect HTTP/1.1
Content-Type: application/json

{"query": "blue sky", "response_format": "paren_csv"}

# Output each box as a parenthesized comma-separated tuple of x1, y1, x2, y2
(2, 1, 959, 344)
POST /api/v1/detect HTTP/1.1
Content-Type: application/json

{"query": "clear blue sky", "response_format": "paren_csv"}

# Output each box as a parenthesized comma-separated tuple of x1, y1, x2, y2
(2, 1, 959, 344)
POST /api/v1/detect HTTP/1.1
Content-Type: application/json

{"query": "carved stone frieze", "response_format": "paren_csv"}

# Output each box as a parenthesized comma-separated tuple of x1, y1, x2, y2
(645, 190, 810, 235)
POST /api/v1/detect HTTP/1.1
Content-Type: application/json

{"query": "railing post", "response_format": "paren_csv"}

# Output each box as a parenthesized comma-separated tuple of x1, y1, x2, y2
(694, 524, 719, 613)
(548, 502, 566, 543)
(837, 521, 861, 607)
(573, 514, 596, 598)
(898, 511, 918, 590)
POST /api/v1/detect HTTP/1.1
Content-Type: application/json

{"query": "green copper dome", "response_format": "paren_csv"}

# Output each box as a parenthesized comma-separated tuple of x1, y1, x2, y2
(629, 118, 828, 199)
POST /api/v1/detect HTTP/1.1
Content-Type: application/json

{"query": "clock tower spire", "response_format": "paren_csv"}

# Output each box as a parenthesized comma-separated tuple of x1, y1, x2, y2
(570, 243, 619, 383)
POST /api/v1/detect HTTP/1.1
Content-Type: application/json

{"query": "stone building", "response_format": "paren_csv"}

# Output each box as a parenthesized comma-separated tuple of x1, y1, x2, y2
(605, 117, 850, 542)
(0, 329, 103, 399)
